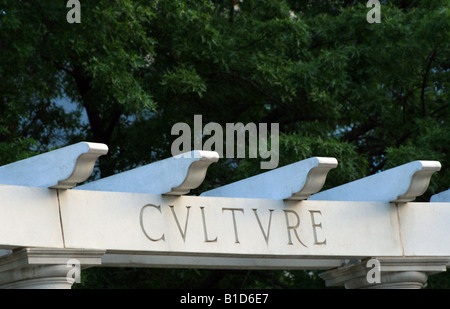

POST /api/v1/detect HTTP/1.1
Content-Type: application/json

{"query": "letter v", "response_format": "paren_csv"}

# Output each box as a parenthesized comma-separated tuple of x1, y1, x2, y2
(170, 205, 191, 242)
(252, 209, 273, 245)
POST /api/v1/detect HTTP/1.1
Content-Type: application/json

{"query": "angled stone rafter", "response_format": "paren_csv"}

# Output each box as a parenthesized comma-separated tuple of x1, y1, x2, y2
(309, 160, 441, 203)
(76, 150, 219, 195)
(200, 157, 338, 200)
(0, 142, 108, 189)
(431, 189, 450, 202)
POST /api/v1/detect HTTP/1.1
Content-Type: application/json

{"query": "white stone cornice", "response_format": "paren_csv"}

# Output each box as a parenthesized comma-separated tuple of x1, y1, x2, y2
(76, 150, 219, 195)
(0, 142, 108, 189)
(0, 248, 105, 273)
(431, 189, 450, 202)
(310, 160, 441, 202)
(200, 157, 338, 200)
(0, 248, 105, 289)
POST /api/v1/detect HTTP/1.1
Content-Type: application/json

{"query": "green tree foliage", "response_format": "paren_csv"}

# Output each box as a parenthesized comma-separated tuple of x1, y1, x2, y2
(0, 0, 449, 288)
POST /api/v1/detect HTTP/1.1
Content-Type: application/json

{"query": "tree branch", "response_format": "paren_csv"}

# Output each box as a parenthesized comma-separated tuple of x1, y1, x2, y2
(420, 49, 437, 116)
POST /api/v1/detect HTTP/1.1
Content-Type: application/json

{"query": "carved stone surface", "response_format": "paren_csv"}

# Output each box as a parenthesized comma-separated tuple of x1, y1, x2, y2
(0, 142, 108, 189)
(76, 150, 219, 195)
(59, 189, 404, 258)
(0, 183, 449, 271)
(310, 160, 441, 202)
(201, 157, 338, 200)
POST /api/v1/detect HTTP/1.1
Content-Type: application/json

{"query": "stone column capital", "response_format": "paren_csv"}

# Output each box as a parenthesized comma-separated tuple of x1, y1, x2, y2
(0, 248, 105, 289)
(320, 257, 450, 289)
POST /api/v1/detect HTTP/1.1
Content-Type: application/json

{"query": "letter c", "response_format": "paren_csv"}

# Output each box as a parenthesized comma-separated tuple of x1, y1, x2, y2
(140, 204, 165, 242)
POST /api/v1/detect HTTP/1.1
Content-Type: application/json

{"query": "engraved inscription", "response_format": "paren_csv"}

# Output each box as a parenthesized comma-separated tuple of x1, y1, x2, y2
(222, 208, 244, 243)
(309, 210, 326, 245)
(252, 209, 273, 245)
(200, 206, 217, 243)
(283, 210, 307, 247)
(139, 204, 326, 248)
(169, 205, 191, 242)
(140, 204, 165, 242)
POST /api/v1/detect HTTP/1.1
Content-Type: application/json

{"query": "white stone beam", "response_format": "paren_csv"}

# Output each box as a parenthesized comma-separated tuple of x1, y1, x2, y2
(2, 184, 450, 264)
(309, 160, 441, 203)
(430, 189, 450, 202)
(200, 157, 338, 200)
(0, 142, 108, 189)
(76, 150, 219, 195)
(101, 254, 343, 270)
(0, 185, 63, 249)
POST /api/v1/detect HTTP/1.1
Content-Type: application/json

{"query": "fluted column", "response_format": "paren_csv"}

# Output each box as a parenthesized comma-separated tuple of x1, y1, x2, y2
(320, 258, 449, 289)
(0, 248, 105, 289)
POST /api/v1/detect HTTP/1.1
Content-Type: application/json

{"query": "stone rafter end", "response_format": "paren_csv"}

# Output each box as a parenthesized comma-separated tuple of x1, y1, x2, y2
(0, 142, 108, 190)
